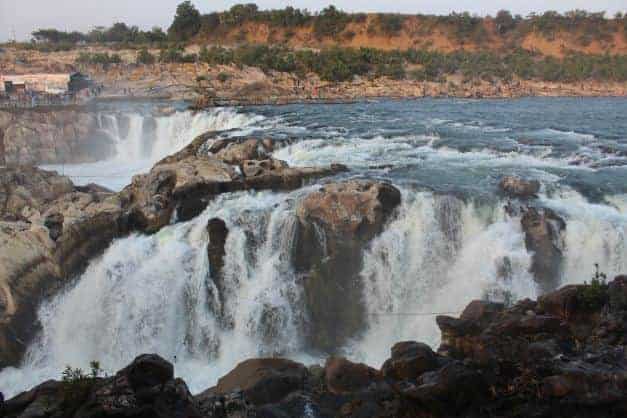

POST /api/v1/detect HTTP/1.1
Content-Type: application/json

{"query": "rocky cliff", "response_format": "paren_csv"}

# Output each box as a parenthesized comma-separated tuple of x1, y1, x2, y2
(0, 109, 115, 166)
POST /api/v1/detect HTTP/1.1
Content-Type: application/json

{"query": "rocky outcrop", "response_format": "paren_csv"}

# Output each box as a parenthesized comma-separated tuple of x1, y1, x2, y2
(211, 358, 308, 406)
(499, 175, 540, 198)
(206, 217, 229, 317)
(521, 207, 566, 293)
(10, 276, 625, 417)
(4, 354, 202, 418)
(0, 109, 115, 165)
(294, 181, 401, 351)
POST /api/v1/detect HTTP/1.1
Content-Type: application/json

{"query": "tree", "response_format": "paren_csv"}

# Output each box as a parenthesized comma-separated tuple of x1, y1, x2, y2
(495, 10, 516, 35)
(168, 1, 201, 42)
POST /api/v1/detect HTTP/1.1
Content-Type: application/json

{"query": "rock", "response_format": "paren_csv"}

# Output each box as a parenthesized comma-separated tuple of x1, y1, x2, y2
(214, 358, 308, 405)
(43, 211, 63, 241)
(0, 109, 113, 165)
(499, 176, 541, 198)
(521, 207, 566, 294)
(5, 354, 201, 418)
(207, 218, 229, 316)
(382, 341, 439, 380)
(241, 159, 288, 178)
(403, 362, 489, 413)
(0, 166, 74, 220)
(325, 357, 381, 394)
(214, 139, 267, 165)
(122, 353, 174, 390)
(0, 222, 58, 369)
(124, 169, 177, 232)
(294, 181, 401, 351)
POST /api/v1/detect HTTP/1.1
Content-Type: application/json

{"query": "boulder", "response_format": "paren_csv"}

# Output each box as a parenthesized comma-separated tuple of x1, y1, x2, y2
(381, 341, 439, 381)
(207, 217, 229, 317)
(325, 357, 381, 394)
(214, 139, 268, 165)
(214, 358, 308, 405)
(521, 207, 566, 294)
(403, 362, 489, 412)
(0, 166, 74, 220)
(5, 354, 201, 418)
(499, 176, 540, 198)
(294, 181, 401, 351)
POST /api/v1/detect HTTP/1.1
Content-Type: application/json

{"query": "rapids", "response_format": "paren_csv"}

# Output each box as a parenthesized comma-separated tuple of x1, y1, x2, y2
(2, 97, 626, 397)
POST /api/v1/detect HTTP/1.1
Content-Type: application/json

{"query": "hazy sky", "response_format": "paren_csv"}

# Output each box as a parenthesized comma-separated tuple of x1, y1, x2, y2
(1, 0, 626, 42)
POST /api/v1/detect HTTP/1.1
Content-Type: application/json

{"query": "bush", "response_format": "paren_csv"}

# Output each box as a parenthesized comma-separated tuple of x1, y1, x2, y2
(76, 52, 122, 65)
(168, 1, 201, 41)
(313, 5, 350, 39)
(578, 264, 609, 310)
(60, 361, 103, 412)
(377, 14, 405, 35)
(217, 72, 230, 82)
(136, 48, 156, 64)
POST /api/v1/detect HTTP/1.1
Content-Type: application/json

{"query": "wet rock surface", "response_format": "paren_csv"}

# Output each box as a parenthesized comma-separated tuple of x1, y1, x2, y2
(293, 180, 402, 352)
(7, 276, 626, 417)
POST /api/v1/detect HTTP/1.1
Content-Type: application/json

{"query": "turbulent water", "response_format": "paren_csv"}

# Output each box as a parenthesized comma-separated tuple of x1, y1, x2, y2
(3, 98, 627, 397)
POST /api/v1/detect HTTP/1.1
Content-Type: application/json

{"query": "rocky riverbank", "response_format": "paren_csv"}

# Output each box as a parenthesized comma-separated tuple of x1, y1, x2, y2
(3, 275, 626, 418)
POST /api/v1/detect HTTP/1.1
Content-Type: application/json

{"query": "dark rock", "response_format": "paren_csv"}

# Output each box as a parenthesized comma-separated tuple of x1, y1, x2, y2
(214, 358, 308, 406)
(123, 354, 174, 391)
(44, 211, 64, 241)
(324, 357, 381, 394)
(382, 341, 438, 380)
(294, 181, 401, 351)
(521, 207, 566, 294)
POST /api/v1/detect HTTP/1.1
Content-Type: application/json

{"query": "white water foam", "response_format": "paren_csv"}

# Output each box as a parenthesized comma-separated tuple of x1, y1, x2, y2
(43, 108, 265, 190)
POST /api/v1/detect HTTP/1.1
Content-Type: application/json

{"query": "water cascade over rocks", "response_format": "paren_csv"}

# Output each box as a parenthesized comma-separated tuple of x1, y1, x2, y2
(2, 99, 627, 408)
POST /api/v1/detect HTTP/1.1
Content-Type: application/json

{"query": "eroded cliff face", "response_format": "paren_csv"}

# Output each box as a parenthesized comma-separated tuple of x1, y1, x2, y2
(0, 109, 115, 166)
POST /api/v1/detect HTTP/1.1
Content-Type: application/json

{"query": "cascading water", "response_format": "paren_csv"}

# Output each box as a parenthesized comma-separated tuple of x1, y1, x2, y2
(43, 107, 266, 190)
(4, 98, 627, 399)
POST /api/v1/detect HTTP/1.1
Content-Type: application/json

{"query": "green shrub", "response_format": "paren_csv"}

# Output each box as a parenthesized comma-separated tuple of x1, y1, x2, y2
(578, 264, 609, 310)
(136, 48, 156, 64)
(313, 5, 350, 39)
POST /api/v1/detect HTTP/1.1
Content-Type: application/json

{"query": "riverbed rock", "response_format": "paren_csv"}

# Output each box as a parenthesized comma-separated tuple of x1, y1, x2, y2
(381, 341, 439, 381)
(521, 207, 566, 294)
(294, 180, 401, 351)
(499, 175, 541, 198)
(213, 358, 309, 405)
(325, 357, 382, 394)
(0, 166, 74, 221)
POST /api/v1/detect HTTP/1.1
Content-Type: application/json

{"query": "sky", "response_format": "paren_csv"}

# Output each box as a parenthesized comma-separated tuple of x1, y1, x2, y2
(1, 0, 626, 42)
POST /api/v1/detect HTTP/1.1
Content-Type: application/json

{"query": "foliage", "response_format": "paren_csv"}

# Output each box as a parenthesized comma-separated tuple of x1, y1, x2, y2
(494, 10, 518, 35)
(168, 0, 201, 42)
(136, 48, 156, 64)
(376, 14, 405, 35)
(75, 52, 122, 65)
(60, 361, 103, 411)
(217, 72, 230, 82)
(313, 5, 350, 39)
(578, 264, 609, 310)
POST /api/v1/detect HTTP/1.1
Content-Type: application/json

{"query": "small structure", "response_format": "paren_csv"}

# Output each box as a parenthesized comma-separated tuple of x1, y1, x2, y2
(0, 72, 92, 95)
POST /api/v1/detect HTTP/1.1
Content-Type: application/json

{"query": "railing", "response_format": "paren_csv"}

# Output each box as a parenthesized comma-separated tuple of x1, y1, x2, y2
(0, 93, 92, 109)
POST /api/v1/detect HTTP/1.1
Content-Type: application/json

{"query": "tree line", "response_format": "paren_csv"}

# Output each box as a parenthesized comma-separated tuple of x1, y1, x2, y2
(24, 3, 627, 46)
(75, 44, 627, 84)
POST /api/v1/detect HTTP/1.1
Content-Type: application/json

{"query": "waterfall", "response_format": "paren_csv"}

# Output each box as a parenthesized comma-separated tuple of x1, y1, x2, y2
(1, 188, 626, 398)
(351, 191, 537, 366)
(43, 107, 266, 191)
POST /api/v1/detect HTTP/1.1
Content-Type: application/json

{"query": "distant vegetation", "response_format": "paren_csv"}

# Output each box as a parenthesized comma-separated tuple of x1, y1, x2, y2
(5, 3, 627, 84)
